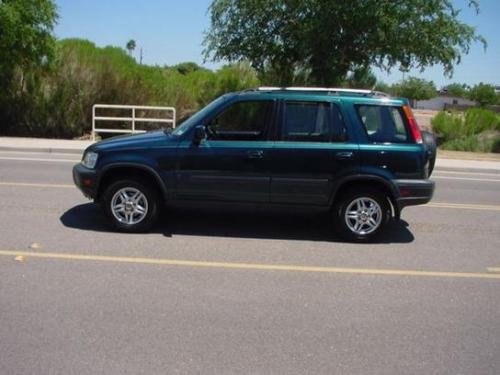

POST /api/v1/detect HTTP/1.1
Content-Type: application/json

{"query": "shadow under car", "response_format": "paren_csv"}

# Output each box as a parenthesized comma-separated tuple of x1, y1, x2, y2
(60, 202, 415, 244)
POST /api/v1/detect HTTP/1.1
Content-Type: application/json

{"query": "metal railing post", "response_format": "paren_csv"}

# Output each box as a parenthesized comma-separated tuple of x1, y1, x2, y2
(132, 108, 136, 133)
(92, 105, 96, 141)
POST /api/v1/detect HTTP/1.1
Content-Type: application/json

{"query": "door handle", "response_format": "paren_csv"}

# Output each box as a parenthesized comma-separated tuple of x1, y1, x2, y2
(335, 151, 354, 159)
(246, 150, 264, 159)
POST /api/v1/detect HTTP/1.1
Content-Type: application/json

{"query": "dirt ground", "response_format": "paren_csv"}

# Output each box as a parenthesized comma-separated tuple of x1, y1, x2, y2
(413, 109, 438, 131)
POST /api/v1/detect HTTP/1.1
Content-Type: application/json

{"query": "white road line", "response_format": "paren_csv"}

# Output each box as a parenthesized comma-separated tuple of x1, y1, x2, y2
(434, 170, 500, 177)
(0, 156, 79, 163)
(431, 176, 500, 182)
(426, 202, 500, 211)
(0, 182, 74, 188)
(0, 150, 82, 157)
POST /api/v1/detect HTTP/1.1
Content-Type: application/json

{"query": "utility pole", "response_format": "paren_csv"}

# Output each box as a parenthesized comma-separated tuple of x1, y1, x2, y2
(140, 48, 143, 65)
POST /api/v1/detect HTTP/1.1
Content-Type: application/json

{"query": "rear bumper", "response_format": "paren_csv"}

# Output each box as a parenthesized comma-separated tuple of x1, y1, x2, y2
(394, 179, 435, 210)
(72, 163, 98, 199)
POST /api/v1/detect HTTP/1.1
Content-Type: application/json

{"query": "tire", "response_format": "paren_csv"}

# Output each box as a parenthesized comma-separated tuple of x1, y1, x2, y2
(422, 130, 437, 176)
(334, 188, 390, 242)
(101, 179, 160, 232)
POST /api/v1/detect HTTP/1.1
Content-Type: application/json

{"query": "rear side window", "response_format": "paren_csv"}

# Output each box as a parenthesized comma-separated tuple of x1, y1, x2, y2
(357, 105, 409, 143)
(282, 101, 346, 142)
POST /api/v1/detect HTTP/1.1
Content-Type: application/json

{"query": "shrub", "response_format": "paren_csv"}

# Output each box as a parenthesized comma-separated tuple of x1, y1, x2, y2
(432, 108, 500, 153)
(431, 111, 465, 143)
(464, 108, 500, 135)
(0, 39, 261, 138)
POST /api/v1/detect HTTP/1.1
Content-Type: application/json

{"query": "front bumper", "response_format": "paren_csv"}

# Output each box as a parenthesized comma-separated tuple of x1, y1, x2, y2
(72, 163, 98, 199)
(394, 179, 435, 211)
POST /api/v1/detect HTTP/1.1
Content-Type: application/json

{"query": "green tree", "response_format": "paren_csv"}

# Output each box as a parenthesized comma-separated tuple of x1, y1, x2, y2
(126, 39, 136, 56)
(0, 0, 58, 85)
(204, 0, 485, 86)
(346, 67, 377, 89)
(468, 83, 497, 106)
(444, 83, 468, 97)
(392, 77, 437, 106)
(373, 82, 393, 95)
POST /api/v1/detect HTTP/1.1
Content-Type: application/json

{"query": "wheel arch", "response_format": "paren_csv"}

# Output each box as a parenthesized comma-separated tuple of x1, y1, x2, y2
(331, 175, 400, 218)
(96, 163, 168, 202)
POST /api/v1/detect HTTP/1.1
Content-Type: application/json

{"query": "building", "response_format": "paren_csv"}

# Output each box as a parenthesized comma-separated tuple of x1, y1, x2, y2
(414, 95, 476, 111)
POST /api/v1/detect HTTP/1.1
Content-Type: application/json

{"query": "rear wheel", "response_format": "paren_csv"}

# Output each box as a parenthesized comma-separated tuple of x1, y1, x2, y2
(102, 179, 159, 232)
(334, 188, 390, 242)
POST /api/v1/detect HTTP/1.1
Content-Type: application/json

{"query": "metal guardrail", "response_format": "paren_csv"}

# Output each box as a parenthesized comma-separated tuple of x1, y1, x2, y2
(92, 104, 176, 141)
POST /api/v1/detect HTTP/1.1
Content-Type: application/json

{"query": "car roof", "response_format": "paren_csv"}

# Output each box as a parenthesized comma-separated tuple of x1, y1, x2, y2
(231, 87, 408, 105)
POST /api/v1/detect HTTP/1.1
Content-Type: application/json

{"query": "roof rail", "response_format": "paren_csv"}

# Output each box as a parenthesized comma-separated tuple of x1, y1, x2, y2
(255, 86, 390, 97)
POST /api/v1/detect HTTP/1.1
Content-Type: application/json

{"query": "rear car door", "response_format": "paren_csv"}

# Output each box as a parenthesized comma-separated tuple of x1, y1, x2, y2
(354, 104, 427, 179)
(175, 99, 275, 202)
(269, 99, 359, 206)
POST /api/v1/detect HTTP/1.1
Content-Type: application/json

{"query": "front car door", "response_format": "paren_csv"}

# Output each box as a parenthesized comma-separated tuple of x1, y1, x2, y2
(269, 99, 359, 206)
(175, 99, 275, 202)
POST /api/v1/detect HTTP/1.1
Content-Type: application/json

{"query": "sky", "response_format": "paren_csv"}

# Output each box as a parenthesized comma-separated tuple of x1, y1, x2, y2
(54, 0, 500, 88)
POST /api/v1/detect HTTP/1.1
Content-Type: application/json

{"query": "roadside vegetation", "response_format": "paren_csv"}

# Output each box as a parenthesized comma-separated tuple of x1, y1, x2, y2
(1, 0, 499, 154)
(432, 108, 500, 153)
(0, 38, 259, 138)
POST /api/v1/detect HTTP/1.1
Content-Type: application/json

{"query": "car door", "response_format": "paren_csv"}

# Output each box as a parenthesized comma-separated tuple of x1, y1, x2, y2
(269, 100, 359, 206)
(175, 99, 275, 202)
(354, 104, 426, 179)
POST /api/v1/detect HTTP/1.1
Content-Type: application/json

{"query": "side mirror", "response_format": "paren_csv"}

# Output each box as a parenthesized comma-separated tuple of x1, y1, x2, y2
(193, 125, 207, 145)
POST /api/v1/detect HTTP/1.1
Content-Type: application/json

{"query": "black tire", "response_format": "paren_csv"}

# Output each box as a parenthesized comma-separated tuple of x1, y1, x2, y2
(422, 130, 437, 176)
(101, 179, 160, 232)
(333, 188, 391, 242)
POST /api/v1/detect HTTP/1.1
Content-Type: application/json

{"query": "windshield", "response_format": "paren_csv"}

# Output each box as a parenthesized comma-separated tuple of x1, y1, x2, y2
(170, 95, 228, 137)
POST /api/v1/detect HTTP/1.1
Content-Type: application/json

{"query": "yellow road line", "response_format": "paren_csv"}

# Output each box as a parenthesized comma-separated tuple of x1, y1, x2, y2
(426, 202, 500, 211)
(0, 182, 74, 188)
(0, 250, 499, 280)
(487, 267, 500, 273)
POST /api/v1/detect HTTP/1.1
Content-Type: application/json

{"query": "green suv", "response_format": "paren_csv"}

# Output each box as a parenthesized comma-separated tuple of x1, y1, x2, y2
(73, 87, 435, 241)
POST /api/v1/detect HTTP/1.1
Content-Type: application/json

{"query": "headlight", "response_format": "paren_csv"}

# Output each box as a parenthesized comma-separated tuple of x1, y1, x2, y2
(82, 151, 98, 169)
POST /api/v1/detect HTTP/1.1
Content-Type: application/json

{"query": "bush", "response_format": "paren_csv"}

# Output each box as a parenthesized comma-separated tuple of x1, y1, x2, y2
(432, 108, 500, 153)
(431, 111, 465, 143)
(0, 39, 261, 138)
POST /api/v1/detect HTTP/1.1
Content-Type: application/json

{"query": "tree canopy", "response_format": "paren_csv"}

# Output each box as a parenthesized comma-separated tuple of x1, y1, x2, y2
(126, 39, 136, 55)
(392, 77, 437, 103)
(444, 83, 469, 98)
(204, 0, 485, 86)
(0, 0, 58, 85)
(467, 83, 497, 106)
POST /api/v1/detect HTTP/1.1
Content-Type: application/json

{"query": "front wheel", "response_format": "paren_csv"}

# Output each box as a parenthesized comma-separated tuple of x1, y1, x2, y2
(102, 179, 160, 232)
(334, 189, 390, 242)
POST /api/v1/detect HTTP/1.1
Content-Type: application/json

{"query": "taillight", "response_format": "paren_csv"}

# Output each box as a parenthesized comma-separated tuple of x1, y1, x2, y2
(402, 105, 423, 144)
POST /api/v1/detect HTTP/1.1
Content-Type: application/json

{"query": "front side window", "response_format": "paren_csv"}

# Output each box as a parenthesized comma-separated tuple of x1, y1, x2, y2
(282, 101, 346, 142)
(357, 105, 409, 143)
(207, 100, 272, 141)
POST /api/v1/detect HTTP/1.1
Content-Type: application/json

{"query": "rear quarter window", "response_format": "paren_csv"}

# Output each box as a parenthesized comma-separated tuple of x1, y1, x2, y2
(356, 105, 409, 143)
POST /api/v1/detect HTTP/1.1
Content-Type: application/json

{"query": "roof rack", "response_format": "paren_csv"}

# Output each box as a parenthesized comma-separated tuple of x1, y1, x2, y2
(254, 86, 390, 97)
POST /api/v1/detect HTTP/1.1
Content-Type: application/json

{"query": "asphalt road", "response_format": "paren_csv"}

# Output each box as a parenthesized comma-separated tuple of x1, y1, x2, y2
(0, 150, 499, 375)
